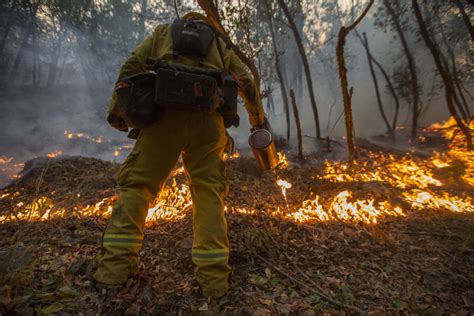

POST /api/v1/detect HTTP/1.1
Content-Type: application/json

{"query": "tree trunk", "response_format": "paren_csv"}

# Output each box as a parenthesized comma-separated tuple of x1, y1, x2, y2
(450, 52, 471, 119)
(336, 0, 374, 161)
(370, 57, 401, 131)
(0, 0, 17, 56)
(8, 0, 41, 85)
(361, 32, 392, 136)
(440, 53, 470, 122)
(278, 0, 321, 139)
(47, 41, 62, 88)
(412, 0, 472, 149)
(197, 0, 261, 90)
(290, 89, 304, 160)
(265, 2, 291, 141)
(452, 0, 474, 42)
(434, 11, 471, 122)
(436, 12, 472, 120)
(384, 0, 420, 140)
(9, 32, 31, 85)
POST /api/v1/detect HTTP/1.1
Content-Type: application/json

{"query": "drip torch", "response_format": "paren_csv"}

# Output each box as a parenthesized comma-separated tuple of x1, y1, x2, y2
(248, 118, 278, 171)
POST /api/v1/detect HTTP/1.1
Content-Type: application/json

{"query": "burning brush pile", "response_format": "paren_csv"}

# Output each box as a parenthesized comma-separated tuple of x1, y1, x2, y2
(0, 118, 473, 314)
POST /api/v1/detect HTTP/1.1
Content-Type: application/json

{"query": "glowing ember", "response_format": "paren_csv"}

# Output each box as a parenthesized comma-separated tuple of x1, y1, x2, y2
(47, 150, 63, 158)
(0, 156, 13, 164)
(223, 151, 240, 160)
(114, 150, 120, 157)
(64, 129, 103, 143)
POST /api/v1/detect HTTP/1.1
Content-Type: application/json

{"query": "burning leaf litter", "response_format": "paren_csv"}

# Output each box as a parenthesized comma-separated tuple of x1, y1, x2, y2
(0, 118, 473, 313)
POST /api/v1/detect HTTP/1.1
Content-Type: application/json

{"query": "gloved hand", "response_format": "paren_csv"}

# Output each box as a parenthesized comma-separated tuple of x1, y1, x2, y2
(107, 113, 128, 132)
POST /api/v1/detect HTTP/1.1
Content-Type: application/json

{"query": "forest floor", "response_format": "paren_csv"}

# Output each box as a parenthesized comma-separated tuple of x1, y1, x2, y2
(0, 120, 473, 315)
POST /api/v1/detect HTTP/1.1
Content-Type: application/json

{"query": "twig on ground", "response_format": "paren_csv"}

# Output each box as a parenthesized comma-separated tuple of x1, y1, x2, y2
(398, 230, 457, 238)
(256, 254, 366, 315)
(264, 232, 366, 314)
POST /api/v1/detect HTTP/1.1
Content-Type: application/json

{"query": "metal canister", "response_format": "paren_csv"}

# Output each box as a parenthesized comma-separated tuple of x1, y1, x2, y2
(248, 129, 278, 171)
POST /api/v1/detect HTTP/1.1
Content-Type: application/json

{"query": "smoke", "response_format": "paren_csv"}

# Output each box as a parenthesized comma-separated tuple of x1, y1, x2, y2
(0, 0, 471, 188)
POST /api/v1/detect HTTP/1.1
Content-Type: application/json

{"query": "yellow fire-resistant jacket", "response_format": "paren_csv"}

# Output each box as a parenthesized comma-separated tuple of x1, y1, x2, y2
(107, 23, 265, 127)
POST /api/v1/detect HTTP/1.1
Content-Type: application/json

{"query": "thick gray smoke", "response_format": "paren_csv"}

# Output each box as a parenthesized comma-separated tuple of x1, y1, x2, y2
(0, 0, 472, 187)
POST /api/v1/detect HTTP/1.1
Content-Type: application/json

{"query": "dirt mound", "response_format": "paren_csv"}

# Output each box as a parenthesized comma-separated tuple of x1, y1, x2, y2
(0, 156, 118, 215)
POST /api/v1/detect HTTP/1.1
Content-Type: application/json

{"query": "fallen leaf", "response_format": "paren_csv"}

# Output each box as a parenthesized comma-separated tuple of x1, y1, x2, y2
(41, 302, 64, 314)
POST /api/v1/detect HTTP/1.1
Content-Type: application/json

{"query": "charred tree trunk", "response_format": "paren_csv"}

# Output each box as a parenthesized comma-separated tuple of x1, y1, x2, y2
(361, 32, 393, 136)
(197, 0, 261, 90)
(451, 0, 474, 42)
(441, 53, 470, 122)
(265, 2, 291, 141)
(384, 0, 420, 140)
(450, 52, 471, 119)
(412, 0, 472, 150)
(278, 0, 321, 139)
(336, 0, 374, 161)
(290, 89, 304, 160)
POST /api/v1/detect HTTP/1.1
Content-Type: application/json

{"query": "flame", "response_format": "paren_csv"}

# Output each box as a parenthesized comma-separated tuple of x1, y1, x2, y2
(223, 151, 240, 160)
(47, 150, 63, 158)
(288, 191, 405, 224)
(64, 129, 103, 143)
(0, 156, 13, 164)
(276, 178, 292, 200)
(276, 152, 288, 169)
(171, 166, 185, 176)
(145, 179, 191, 223)
(1, 117, 472, 226)
(284, 117, 473, 224)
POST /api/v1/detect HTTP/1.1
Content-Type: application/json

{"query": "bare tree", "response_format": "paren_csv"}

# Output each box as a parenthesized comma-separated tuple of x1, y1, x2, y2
(433, 10, 471, 121)
(277, 0, 321, 139)
(265, 0, 291, 141)
(290, 89, 304, 160)
(370, 55, 401, 131)
(336, 0, 374, 160)
(360, 31, 393, 136)
(383, 0, 420, 140)
(412, 0, 472, 150)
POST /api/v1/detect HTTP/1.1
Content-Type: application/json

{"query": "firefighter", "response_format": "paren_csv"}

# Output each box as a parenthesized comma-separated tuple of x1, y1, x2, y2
(92, 12, 265, 299)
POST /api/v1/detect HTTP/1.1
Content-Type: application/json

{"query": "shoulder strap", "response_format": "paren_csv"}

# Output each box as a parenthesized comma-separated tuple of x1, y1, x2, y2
(214, 33, 227, 73)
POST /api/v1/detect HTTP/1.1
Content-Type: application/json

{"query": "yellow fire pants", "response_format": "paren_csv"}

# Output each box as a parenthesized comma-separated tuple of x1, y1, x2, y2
(94, 110, 231, 298)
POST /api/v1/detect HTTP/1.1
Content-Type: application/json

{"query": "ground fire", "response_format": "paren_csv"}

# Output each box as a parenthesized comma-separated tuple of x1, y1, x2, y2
(0, 117, 472, 313)
(1, 0, 473, 314)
